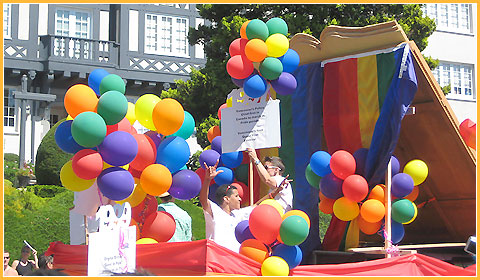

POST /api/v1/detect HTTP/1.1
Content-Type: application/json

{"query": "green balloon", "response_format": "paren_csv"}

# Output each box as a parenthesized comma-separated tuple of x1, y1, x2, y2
(246, 19, 269, 41)
(235, 164, 249, 185)
(259, 57, 283, 80)
(171, 111, 195, 140)
(97, 90, 128, 125)
(392, 199, 416, 224)
(279, 215, 309, 246)
(71, 112, 107, 148)
(266, 17, 288, 36)
(305, 164, 321, 188)
(99, 74, 125, 95)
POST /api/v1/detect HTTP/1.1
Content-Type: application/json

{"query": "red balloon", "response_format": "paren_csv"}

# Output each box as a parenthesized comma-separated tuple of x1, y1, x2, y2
(226, 55, 254, 79)
(141, 211, 176, 242)
(128, 166, 143, 178)
(131, 195, 158, 223)
(249, 204, 282, 244)
(217, 103, 228, 120)
(71, 149, 103, 180)
(130, 134, 157, 171)
(330, 150, 356, 180)
(230, 181, 246, 200)
(342, 174, 369, 202)
(130, 126, 137, 135)
(229, 38, 248, 57)
(107, 117, 134, 135)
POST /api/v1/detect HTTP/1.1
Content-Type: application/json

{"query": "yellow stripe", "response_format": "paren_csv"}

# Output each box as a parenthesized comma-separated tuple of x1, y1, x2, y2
(357, 55, 380, 148)
(258, 148, 279, 197)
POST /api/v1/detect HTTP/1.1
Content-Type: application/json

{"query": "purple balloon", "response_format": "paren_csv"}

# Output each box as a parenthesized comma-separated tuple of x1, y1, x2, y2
(235, 220, 254, 243)
(353, 148, 369, 176)
(320, 172, 344, 199)
(231, 77, 245, 87)
(169, 169, 202, 200)
(211, 136, 222, 154)
(144, 130, 163, 148)
(270, 72, 297, 95)
(97, 167, 135, 201)
(391, 155, 400, 176)
(199, 149, 221, 169)
(98, 131, 138, 166)
(391, 173, 414, 198)
(208, 183, 219, 202)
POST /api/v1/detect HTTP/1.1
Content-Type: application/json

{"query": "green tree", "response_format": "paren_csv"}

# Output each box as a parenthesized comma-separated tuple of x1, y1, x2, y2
(196, 115, 220, 149)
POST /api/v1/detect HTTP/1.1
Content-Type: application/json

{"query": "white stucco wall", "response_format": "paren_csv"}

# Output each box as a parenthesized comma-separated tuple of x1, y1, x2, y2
(38, 4, 48, 36)
(17, 3, 29, 40)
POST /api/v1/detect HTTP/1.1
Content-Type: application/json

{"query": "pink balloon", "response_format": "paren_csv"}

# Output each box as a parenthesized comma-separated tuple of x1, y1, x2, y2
(229, 38, 248, 57)
(342, 174, 368, 202)
(71, 149, 103, 180)
(226, 55, 254, 79)
(330, 150, 356, 180)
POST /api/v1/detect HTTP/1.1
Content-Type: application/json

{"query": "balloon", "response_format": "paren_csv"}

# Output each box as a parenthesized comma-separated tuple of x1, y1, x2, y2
(229, 38, 248, 57)
(144, 130, 163, 148)
(260, 199, 284, 216)
(231, 77, 245, 88)
(116, 183, 146, 207)
(391, 155, 400, 176)
(358, 215, 382, 235)
(130, 134, 157, 171)
(152, 98, 184, 136)
(66, 115, 74, 120)
(245, 39, 268, 62)
(71, 149, 103, 180)
(404, 185, 419, 201)
(352, 148, 368, 176)
(333, 197, 359, 221)
(171, 111, 195, 140)
(368, 184, 385, 202)
(136, 238, 158, 244)
(97, 90, 128, 125)
(391, 173, 414, 198)
(135, 94, 160, 131)
(220, 151, 243, 169)
(88, 69, 109, 96)
(207, 126, 221, 143)
(97, 167, 135, 200)
(243, 74, 268, 98)
(330, 150, 356, 180)
(246, 19, 269, 41)
(199, 149, 221, 168)
(249, 204, 283, 244)
(279, 215, 309, 246)
(272, 244, 302, 269)
(360, 199, 385, 223)
(240, 20, 251, 39)
(318, 197, 335, 214)
(235, 164, 249, 184)
(403, 202, 418, 224)
(140, 164, 172, 196)
(342, 174, 368, 202)
(71, 112, 107, 148)
(278, 49, 299, 73)
(226, 55, 254, 79)
(459, 118, 476, 149)
(270, 72, 297, 95)
(392, 199, 417, 224)
(391, 220, 405, 244)
(156, 136, 190, 173)
(98, 131, 138, 166)
(64, 84, 98, 118)
(266, 33, 289, 57)
(310, 151, 331, 177)
(207, 183, 219, 202)
(131, 195, 158, 222)
(320, 173, 343, 199)
(169, 169, 201, 200)
(55, 120, 84, 154)
(128, 166, 142, 179)
(403, 159, 428, 186)
(211, 136, 222, 154)
(266, 17, 288, 36)
(60, 161, 95, 191)
(235, 220, 255, 244)
(259, 57, 283, 80)
(99, 74, 125, 95)
(125, 102, 136, 125)
(261, 256, 289, 276)
(214, 167, 234, 186)
(141, 211, 176, 242)
(305, 164, 321, 188)
(230, 182, 245, 200)
(217, 104, 228, 121)
(239, 239, 269, 263)
(106, 117, 133, 135)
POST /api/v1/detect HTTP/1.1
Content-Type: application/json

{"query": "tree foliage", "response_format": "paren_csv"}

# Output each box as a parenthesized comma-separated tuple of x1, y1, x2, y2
(196, 115, 220, 149)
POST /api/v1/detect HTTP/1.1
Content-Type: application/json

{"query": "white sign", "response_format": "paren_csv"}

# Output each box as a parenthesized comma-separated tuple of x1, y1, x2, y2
(221, 88, 281, 153)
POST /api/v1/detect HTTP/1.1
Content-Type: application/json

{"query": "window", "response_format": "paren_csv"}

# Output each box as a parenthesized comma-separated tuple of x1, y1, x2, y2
(433, 63, 475, 100)
(54, 8, 91, 58)
(145, 13, 189, 57)
(50, 114, 59, 128)
(3, 4, 11, 39)
(422, 4, 472, 34)
(4, 89, 15, 128)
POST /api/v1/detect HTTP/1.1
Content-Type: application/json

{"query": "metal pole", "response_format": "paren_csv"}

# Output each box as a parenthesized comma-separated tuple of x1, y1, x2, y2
(30, 101, 36, 163)
(18, 75, 27, 168)
(384, 159, 392, 258)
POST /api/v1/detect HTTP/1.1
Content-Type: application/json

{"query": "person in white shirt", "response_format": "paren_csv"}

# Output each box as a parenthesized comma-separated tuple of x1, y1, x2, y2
(247, 148, 293, 212)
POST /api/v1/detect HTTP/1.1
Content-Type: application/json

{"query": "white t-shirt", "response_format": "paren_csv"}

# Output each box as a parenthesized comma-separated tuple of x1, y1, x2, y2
(273, 175, 293, 212)
(204, 200, 253, 252)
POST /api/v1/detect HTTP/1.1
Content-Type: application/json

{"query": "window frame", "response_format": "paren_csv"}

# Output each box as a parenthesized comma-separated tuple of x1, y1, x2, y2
(422, 3, 473, 35)
(3, 3, 11, 39)
(54, 7, 92, 39)
(433, 62, 475, 101)
(144, 13, 190, 58)
(4, 88, 18, 133)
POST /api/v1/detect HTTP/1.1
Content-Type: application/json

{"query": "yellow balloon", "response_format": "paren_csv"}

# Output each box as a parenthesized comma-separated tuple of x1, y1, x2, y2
(403, 201, 418, 224)
(103, 162, 129, 170)
(204, 145, 211, 151)
(115, 183, 146, 207)
(333, 197, 360, 221)
(260, 199, 284, 215)
(403, 159, 428, 186)
(135, 94, 160, 131)
(265, 33, 289, 57)
(261, 256, 289, 276)
(136, 238, 158, 244)
(60, 161, 95, 192)
(66, 115, 74, 120)
(126, 102, 136, 125)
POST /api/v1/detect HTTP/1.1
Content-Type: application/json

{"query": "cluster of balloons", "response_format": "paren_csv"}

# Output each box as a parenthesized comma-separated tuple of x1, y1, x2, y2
(306, 148, 428, 244)
(236, 202, 310, 276)
(55, 68, 202, 243)
(227, 18, 300, 98)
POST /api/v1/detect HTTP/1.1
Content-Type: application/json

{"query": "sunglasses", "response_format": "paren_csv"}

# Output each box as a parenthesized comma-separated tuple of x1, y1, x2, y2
(4, 256, 9, 259)
(265, 165, 279, 170)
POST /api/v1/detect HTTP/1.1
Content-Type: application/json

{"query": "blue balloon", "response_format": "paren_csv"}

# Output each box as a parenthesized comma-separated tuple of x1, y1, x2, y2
(208, 183, 220, 202)
(199, 149, 221, 169)
(54, 120, 85, 154)
(97, 167, 135, 201)
(169, 169, 201, 200)
(243, 74, 267, 98)
(353, 148, 369, 176)
(272, 244, 303, 269)
(214, 167, 234, 186)
(320, 172, 343, 199)
(391, 173, 414, 198)
(211, 136, 222, 154)
(88, 69, 109, 96)
(98, 131, 138, 166)
(391, 221, 405, 244)
(310, 151, 331, 176)
(171, 111, 195, 140)
(278, 49, 300, 73)
(220, 151, 243, 169)
(156, 136, 190, 173)
(235, 220, 255, 244)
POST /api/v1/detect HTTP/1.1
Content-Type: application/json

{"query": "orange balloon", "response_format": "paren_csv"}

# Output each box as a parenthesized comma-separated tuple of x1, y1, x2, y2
(64, 84, 98, 118)
(283, 210, 311, 228)
(239, 239, 269, 263)
(368, 184, 385, 202)
(360, 199, 385, 223)
(319, 190, 327, 201)
(245, 39, 268, 62)
(207, 125, 221, 143)
(152, 98, 184, 136)
(240, 20, 251, 39)
(140, 164, 172, 196)
(130, 218, 141, 240)
(404, 185, 419, 201)
(318, 197, 335, 214)
(357, 215, 382, 235)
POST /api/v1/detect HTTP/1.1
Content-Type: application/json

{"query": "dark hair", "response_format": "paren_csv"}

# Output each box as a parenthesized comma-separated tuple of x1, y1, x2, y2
(26, 269, 68, 276)
(215, 185, 237, 205)
(264, 156, 285, 173)
(159, 194, 173, 203)
(38, 254, 54, 269)
(21, 245, 31, 253)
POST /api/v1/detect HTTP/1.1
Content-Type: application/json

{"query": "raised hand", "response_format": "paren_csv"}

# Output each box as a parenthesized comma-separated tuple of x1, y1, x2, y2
(204, 159, 223, 180)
